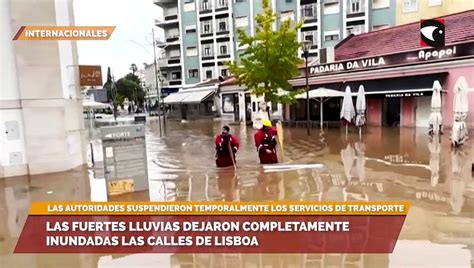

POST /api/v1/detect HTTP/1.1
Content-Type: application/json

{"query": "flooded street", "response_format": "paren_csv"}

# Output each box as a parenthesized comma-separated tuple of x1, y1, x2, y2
(1, 119, 473, 267)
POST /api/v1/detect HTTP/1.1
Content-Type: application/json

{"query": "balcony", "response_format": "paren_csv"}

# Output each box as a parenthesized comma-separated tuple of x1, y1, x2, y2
(153, 0, 177, 7)
(158, 57, 181, 68)
(346, 0, 366, 17)
(301, 4, 317, 23)
(155, 17, 179, 27)
(200, 2, 212, 14)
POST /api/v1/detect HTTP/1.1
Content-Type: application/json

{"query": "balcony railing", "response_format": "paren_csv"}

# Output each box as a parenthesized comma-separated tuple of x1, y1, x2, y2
(347, 0, 365, 14)
(301, 4, 317, 21)
(216, 0, 229, 9)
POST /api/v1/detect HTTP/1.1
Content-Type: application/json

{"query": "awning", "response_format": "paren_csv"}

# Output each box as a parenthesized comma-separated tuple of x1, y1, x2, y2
(163, 89, 214, 104)
(163, 92, 190, 104)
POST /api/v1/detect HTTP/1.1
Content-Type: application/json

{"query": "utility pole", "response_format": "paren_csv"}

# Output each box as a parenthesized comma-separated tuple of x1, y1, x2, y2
(152, 28, 162, 136)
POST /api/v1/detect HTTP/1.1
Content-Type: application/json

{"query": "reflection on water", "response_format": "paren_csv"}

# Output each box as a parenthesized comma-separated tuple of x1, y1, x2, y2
(0, 119, 473, 267)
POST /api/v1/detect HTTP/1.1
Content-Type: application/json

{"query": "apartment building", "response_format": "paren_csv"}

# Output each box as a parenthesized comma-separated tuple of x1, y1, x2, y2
(397, 0, 474, 25)
(154, 0, 396, 120)
(154, 0, 396, 85)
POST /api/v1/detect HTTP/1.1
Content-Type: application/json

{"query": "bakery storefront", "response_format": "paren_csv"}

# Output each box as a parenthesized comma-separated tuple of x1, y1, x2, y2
(290, 42, 474, 128)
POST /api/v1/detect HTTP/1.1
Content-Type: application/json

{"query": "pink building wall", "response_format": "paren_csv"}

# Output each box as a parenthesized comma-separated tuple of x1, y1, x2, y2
(367, 99, 382, 126)
(401, 98, 415, 127)
(443, 66, 474, 128)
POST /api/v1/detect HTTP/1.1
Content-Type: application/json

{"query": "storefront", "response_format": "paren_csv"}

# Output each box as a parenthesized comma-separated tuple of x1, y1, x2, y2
(163, 82, 218, 119)
(290, 10, 474, 128)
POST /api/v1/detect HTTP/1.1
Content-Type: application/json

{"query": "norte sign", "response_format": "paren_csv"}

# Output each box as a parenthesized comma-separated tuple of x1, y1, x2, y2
(309, 42, 474, 76)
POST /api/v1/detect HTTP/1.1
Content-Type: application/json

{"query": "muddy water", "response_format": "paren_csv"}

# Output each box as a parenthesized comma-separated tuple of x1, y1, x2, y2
(0, 119, 473, 267)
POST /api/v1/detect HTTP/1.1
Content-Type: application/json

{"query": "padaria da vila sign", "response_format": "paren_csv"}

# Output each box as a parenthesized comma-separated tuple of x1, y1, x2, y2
(309, 42, 474, 76)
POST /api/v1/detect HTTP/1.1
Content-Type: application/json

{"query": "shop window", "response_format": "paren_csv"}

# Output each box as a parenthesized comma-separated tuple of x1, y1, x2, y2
(222, 93, 235, 113)
(206, 69, 213, 79)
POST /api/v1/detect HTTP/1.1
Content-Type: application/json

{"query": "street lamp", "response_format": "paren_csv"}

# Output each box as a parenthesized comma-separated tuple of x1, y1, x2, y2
(158, 73, 166, 129)
(302, 40, 312, 136)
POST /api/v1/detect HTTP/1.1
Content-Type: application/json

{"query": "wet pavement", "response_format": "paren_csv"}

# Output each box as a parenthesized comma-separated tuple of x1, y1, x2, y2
(1, 119, 473, 267)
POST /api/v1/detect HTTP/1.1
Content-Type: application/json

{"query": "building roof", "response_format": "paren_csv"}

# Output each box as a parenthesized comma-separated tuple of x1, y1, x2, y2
(335, 10, 474, 61)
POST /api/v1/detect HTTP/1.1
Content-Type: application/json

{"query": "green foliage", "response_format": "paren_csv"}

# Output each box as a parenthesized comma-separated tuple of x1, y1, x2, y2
(115, 72, 145, 104)
(225, 0, 304, 104)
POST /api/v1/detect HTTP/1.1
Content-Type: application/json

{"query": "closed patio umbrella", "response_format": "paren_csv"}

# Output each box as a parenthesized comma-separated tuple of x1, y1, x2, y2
(451, 76, 469, 147)
(340, 86, 355, 138)
(355, 85, 366, 140)
(429, 80, 443, 135)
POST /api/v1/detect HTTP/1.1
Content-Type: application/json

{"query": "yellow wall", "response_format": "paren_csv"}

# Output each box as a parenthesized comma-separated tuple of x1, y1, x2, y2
(396, 0, 474, 25)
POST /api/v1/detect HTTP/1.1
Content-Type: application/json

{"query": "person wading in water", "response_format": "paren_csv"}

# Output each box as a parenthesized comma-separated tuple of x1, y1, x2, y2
(215, 126, 240, 168)
(254, 119, 278, 164)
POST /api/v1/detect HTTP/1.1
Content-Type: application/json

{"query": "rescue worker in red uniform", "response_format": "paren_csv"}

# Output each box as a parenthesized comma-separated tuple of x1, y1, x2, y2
(215, 126, 240, 167)
(254, 119, 278, 164)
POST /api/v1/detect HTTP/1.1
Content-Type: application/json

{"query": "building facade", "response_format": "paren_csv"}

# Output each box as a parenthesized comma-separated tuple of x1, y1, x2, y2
(290, 10, 474, 129)
(396, 0, 473, 25)
(155, 0, 398, 121)
(1, 0, 86, 177)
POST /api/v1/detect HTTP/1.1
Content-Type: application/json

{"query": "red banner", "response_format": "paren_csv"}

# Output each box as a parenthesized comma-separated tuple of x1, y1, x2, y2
(15, 215, 405, 254)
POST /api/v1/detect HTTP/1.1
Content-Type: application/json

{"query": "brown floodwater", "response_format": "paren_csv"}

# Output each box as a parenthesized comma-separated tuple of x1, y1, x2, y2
(1, 119, 473, 267)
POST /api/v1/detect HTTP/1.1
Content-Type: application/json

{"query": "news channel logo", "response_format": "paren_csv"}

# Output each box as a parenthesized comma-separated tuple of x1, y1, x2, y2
(420, 19, 445, 48)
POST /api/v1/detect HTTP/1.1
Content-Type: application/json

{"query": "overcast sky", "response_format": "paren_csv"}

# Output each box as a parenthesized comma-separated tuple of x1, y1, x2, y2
(74, 0, 163, 80)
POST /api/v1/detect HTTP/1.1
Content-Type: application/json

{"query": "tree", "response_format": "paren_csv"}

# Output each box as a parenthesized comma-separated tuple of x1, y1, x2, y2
(115, 73, 145, 105)
(226, 0, 303, 104)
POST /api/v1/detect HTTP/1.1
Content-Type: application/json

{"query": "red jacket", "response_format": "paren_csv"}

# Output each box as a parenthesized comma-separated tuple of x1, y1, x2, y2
(215, 134, 240, 167)
(254, 128, 278, 164)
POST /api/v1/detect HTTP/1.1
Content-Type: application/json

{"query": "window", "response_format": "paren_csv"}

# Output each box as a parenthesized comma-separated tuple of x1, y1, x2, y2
(169, 49, 180, 58)
(186, 47, 198, 56)
(301, 4, 316, 19)
(324, 31, 339, 41)
(235, 0, 246, 2)
(403, 0, 418, 13)
(280, 11, 294, 22)
(185, 25, 197, 33)
(222, 93, 234, 113)
(202, 44, 213, 56)
(373, 24, 389, 31)
(271, 102, 278, 113)
(428, 0, 442, 6)
(348, 0, 362, 13)
(217, 18, 228, 32)
(235, 16, 248, 28)
(205, 69, 213, 79)
(372, 0, 390, 9)
(171, 72, 181, 80)
(219, 43, 228, 55)
(220, 68, 228, 77)
(302, 31, 317, 45)
(202, 20, 212, 34)
(217, 0, 228, 8)
(201, 0, 210, 10)
(188, 69, 198, 78)
(323, 0, 340, 15)
(184, 1, 195, 12)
